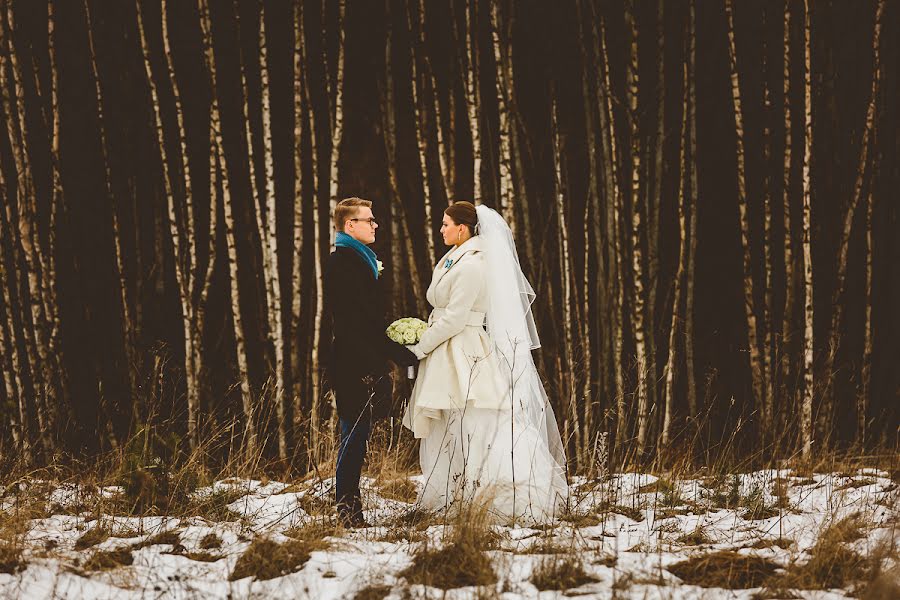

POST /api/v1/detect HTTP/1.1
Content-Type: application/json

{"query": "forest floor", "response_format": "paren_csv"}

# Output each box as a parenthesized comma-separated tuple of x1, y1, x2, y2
(0, 460, 897, 599)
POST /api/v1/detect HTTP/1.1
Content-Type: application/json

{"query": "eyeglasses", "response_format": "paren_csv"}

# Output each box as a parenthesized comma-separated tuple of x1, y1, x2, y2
(350, 217, 377, 226)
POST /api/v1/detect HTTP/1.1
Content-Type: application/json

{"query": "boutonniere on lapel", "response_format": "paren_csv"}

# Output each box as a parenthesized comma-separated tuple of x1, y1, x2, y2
(443, 258, 454, 269)
(377, 260, 384, 276)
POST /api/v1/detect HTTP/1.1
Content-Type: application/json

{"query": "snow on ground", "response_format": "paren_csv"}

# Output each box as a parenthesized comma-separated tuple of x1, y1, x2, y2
(0, 468, 896, 599)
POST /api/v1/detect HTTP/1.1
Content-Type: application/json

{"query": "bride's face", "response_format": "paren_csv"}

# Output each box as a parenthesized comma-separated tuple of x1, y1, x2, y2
(440, 214, 465, 247)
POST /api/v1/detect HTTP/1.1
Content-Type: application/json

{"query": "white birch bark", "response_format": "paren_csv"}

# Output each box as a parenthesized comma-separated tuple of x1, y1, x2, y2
(159, 0, 203, 450)
(725, 0, 766, 422)
(83, 0, 139, 415)
(491, 0, 514, 234)
(257, 1, 287, 460)
(595, 14, 626, 439)
(551, 93, 579, 462)
(327, 0, 347, 246)
(685, 0, 699, 421)
(860, 168, 874, 444)
(409, 0, 436, 267)
(0, 5, 54, 451)
(663, 51, 690, 447)
(625, 0, 649, 453)
(0, 168, 27, 458)
(198, 0, 255, 457)
(820, 0, 883, 435)
(762, 5, 775, 432)
(291, 0, 306, 435)
(781, 0, 795, 413)
(800, 0, 814, 457)
(465, 0, 481, 203)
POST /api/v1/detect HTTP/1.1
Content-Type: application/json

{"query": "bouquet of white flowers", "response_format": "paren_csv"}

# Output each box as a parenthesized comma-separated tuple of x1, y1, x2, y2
(386, 317, 428, 378)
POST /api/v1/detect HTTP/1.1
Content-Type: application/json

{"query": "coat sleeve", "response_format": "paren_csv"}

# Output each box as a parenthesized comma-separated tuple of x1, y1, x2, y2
(414, 253, 484, 356)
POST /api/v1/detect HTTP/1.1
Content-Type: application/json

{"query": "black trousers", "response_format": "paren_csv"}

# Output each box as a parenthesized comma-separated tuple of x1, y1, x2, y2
(332, 373, 392, 514)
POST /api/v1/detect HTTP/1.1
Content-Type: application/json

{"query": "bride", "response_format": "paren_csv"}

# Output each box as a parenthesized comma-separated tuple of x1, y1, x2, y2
(402, 201, 569, 524)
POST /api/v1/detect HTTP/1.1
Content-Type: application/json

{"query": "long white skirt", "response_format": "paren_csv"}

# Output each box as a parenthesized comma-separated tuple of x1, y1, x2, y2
(417, 406, 569, 524)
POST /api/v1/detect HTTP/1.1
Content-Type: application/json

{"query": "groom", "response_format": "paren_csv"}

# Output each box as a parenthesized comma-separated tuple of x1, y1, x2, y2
(323, 197, 417, 527)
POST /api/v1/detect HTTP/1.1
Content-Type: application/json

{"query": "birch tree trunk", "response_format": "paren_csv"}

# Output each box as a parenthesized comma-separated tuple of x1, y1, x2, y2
(256, 0, 287, 460)
(551, 92, 579, 461)
(159, 0, 204, 451)
(491, 0, 514, 233)
(685, 0, 699, 422)
(800, 0, 814, 458)
(594, 12, 626, 441)
(625, 0, 649, 454)
(384, 0, 425, 316)
(725, 0, 766, 425)
(408, 0, 436, 267)
(860, 164, 874, 444)
(781, 0, 795, 422)
(819, 0, 883, 438)
(663, 44, 689, 448)
(327, 0, 347, 246)
(0, 3, 55, 453)
(291, 0, 306, 438)
(198, 0, 255, 458)
(576, 0, 602, 463)
(0, 169, 28, 459)
(646, 0, 663, 447)
(306, 49, 325, 459)
(464, 0, 481, 203)
(761, 4, 776, 435)
(83, 0, 138, 422)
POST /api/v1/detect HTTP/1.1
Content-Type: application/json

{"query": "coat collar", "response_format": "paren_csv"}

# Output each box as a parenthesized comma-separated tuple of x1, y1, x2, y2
(431, 235, 483, 290)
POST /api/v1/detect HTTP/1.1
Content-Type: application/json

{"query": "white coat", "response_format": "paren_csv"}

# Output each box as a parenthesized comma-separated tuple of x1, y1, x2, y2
(402, 235, 509, 438)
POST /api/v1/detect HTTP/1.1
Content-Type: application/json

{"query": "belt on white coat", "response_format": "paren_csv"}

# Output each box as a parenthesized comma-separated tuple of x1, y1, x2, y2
(428, 308, 486, 327)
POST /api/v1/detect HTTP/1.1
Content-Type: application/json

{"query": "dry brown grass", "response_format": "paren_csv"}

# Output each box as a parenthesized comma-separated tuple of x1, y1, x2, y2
(400, 501, 498, 589)
(178, 551, 222, 562)
(352, 584, 392, 600)
(298, 492, 332, 516)
(667, 551, 780, 588)
(183, 489, 245, 522)
(200, 533, 222, 550)
(83, 548, 134, 571)
(0, 543, 24, 574)
(132, 529, 181, 550)
(559, 511, 601, 527)
(749, 537, 793, 550)
(675, 527, 711, 546)
(862, 566, 900, 600)
(229, 536, 328, 581)
(284, 520, 342, 544)
(75, 525, 110, 550)
(530, 554, 598, 591)
(520, 535, 578, 555)
(375, 477, 417, 503)
(773, 513, 872, 590)
(595, 501, 645, 522)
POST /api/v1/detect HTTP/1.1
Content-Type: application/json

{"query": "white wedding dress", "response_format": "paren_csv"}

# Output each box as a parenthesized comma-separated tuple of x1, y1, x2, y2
(408, 206, 569, 524)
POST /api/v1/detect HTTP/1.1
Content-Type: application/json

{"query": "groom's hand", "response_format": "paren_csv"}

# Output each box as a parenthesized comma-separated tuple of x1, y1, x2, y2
(390, 344, 418, 368)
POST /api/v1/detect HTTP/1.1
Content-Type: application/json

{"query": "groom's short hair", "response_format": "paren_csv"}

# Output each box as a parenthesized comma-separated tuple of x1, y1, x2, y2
(334, 197, 372, 231)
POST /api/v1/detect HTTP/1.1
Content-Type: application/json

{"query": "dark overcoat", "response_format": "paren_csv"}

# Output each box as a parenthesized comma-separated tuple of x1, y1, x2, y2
(323, 247, 415, 421)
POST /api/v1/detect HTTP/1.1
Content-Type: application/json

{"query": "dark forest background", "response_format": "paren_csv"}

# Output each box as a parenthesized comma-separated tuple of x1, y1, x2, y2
(0, 0, 897, 470)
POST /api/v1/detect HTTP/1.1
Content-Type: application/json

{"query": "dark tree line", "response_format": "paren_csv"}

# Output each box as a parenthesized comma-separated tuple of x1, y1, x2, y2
(0, 0, 897, 469)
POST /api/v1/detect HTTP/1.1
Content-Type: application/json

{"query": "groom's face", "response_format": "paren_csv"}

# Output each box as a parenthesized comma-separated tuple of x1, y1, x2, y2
(345, 206, 378, 245)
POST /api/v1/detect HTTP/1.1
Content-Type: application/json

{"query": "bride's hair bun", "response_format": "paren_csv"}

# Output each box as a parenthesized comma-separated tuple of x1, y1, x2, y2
(445, 200, 478, 235)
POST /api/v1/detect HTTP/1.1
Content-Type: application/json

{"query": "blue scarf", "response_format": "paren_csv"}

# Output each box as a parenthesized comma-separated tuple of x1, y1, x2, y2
(335, 232, 379, 279)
